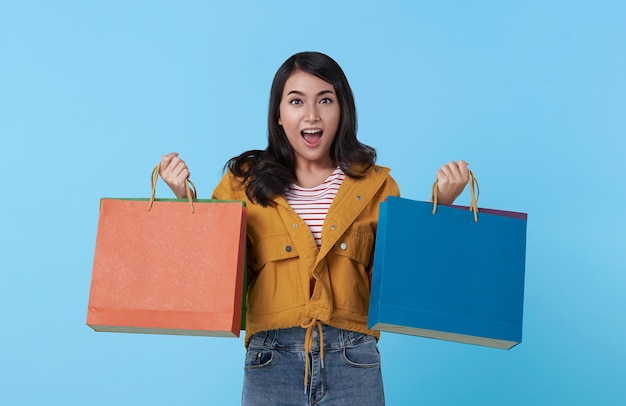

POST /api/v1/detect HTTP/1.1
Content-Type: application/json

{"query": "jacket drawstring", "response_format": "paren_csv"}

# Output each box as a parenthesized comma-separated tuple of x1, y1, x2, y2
(301, 319, 325, 394)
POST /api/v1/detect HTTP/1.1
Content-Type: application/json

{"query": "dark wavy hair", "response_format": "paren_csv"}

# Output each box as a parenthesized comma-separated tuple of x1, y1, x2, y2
(225, 51, 376, 206)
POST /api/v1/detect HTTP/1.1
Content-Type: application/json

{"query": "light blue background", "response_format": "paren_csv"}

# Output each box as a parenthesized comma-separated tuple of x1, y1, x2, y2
(1, 1, 624, 404)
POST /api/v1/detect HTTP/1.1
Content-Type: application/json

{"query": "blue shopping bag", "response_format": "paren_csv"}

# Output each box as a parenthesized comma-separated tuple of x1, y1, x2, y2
(368, 175, 527, 349)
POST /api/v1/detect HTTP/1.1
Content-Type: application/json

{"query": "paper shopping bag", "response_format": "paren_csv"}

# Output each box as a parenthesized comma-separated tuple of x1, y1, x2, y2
(368, 175, 527, 349)
(87, 168, 247, 337)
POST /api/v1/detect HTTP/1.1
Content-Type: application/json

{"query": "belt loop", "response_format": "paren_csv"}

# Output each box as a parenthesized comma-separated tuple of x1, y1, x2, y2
(339, 328, 347, 348)
(258, 330, 267, 347)
(259, 330, 273, 347)
(347, 330, 355, 345)
(269, 329, 278, 347)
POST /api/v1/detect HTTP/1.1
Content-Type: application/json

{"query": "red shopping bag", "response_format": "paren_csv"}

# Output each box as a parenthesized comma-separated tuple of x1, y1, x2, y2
(87, 166, 247, 337)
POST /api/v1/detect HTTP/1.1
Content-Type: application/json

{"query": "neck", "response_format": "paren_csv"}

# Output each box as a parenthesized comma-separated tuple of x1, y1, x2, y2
(294, 162, 337, 189)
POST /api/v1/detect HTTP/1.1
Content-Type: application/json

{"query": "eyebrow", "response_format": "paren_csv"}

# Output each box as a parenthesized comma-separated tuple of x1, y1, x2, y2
(286, 89, 336, 97)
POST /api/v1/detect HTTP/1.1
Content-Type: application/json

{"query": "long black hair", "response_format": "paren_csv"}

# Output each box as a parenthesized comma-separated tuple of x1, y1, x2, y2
(225, 51, 376, 206)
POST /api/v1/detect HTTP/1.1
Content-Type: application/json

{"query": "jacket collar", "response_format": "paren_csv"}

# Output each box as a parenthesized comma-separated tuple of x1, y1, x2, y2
(270, 164, 389, 213)
(271, 164, 390, 261)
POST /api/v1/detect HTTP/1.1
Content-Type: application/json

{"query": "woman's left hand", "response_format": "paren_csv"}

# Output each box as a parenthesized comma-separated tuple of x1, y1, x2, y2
(435, 160, 469, 205)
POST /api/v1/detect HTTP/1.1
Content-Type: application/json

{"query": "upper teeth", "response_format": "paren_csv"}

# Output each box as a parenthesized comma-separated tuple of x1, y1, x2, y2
(303, 129, 320, 134)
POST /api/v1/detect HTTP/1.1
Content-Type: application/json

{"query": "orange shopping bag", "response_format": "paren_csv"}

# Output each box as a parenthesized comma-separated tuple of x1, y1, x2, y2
(87, 166, 247, 337)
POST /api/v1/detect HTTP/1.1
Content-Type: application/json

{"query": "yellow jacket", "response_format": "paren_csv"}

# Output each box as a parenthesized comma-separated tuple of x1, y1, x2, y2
(212, 164, 400, 346)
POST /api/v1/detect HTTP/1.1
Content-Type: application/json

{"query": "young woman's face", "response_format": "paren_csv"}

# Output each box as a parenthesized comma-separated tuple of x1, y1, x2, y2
(278, 70, 340, 168)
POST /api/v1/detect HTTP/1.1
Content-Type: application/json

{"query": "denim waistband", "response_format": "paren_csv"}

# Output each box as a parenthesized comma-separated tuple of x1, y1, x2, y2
(247, 324, 374, 351)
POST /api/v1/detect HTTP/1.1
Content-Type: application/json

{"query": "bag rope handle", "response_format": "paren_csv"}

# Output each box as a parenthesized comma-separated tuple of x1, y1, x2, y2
(148, 163, 197, 213)
(431, 169, 480, 222)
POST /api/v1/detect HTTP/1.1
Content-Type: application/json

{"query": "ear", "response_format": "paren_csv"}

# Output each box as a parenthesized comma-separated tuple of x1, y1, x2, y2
(278, 116, 282, 126)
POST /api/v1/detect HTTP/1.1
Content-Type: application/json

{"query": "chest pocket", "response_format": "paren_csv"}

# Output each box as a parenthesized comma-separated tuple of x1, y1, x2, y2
(247, 232, 305, 314)
(332, 229, 374, 266)
(330, 229, 375, 314)
(249, 232, 299, 271)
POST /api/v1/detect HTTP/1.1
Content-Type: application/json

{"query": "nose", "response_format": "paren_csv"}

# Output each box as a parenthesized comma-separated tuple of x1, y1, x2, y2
(304, 103, 320, 123)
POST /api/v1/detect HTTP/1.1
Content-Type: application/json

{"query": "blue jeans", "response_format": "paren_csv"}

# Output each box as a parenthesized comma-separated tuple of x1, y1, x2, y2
(242, 325, 385, 405)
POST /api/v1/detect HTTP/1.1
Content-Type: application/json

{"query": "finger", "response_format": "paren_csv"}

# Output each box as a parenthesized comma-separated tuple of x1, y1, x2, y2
(165, 156, 183, 173)
(167, 158, 191, 181)
(161, 161, 187, 187)
(457, 160, 469, 181)
(436, 168, 448, 183)
(439, 164, 453, 178)
(448, 160, 464, 178)
(162, 152, 179, 164)
(172, 161, 190, 179)
(445, 160, 469, 181)
(160, 152, 179, 173)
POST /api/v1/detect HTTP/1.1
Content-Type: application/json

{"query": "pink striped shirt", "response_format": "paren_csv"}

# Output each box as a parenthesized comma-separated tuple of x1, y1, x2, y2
(285, 168, 345, 247)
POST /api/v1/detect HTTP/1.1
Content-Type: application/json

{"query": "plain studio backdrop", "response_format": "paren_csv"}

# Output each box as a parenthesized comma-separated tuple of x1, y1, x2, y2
(1, 1, 624, 405)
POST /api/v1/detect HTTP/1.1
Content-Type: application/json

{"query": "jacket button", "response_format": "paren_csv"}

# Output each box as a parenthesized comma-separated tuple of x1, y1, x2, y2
(331, 225, 337, 230)
(292, 223, 297, 228)
(356, 195, 362, 200)
(340, 242, 347, 250)
(285, 245, 292, 252)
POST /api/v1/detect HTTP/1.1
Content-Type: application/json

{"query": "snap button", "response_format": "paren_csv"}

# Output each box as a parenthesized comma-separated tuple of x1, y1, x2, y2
(285, 245, 292, 252)
(375, 167, 381, 172)
(292, 223, 297, 228)
(331, 225, 337, 230)
(356, 195, 362, 200)
(340, 242, 347, 250)
(313, 330, 318, 338)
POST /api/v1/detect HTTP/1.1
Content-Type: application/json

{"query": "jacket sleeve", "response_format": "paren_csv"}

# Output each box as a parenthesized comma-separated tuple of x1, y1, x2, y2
(383, 173, 401, 199)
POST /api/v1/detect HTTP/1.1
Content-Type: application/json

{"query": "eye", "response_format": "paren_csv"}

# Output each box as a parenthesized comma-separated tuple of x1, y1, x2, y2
(289, 98, 303, 105)
(319, 97, 333, 104)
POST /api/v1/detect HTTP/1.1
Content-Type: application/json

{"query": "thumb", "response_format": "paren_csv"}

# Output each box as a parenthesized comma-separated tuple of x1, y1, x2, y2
(160, 152, 179, 173)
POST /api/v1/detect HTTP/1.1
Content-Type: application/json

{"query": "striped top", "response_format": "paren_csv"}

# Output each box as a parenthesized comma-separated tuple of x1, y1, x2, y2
(285, 168, 346, 247)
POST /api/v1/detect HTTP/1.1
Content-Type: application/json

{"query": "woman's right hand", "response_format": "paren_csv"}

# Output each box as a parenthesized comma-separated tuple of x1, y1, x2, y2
(160, 152, 191, 199)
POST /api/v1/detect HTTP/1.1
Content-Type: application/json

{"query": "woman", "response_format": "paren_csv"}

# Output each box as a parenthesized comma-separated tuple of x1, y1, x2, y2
(160, 51, 468, 405)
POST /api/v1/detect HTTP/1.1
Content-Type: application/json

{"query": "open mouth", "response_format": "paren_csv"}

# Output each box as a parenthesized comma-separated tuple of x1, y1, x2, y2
(301, 129, 323, 147)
